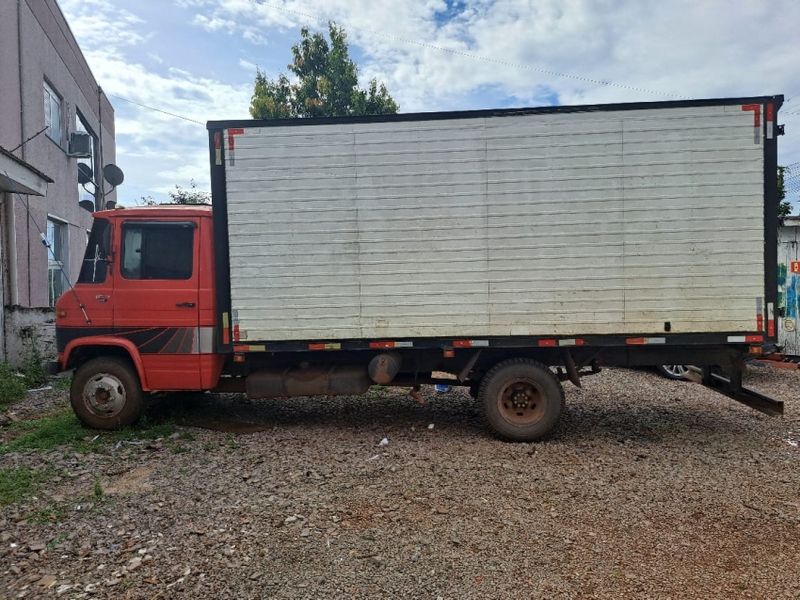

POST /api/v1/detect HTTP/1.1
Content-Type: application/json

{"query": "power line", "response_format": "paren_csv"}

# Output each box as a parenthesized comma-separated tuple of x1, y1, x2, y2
(252, 0, 681, 99)
(109, 94, 205, 126)
(9, 190, 92, 324)
(9, 126, 49, 154)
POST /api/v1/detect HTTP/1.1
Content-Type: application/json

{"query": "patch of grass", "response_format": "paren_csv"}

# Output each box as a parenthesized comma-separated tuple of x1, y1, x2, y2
(366, 385, 388, 399)
(27, 502, 68, 524)
(0, 363, 27, 407)
(0, 409, 176, 455)
(225, 433, 240, 451)
(93, 478, 104, 499)
(52, 375, 72, 391)
(47, 533, 69, 550)
(21, 357, 48, 389)
(0, 467, 49, 506)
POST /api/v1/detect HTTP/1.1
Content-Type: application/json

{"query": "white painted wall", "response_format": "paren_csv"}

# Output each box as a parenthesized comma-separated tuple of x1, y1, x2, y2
(224, 103, 767, 341)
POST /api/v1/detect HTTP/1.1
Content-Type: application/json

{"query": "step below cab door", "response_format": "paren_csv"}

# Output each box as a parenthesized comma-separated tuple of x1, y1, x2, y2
(112, 218, 201, 389)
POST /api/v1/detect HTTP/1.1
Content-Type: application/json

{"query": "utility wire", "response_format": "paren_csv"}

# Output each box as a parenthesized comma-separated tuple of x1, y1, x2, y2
(109, 94, 205, 126)
(9, 126, 49, 154)
(9, 190, 92, 324)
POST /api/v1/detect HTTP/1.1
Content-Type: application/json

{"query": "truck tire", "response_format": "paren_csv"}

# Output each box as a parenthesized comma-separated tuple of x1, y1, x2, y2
(479, 358, 563, 442)
(70, 357, 144, 430)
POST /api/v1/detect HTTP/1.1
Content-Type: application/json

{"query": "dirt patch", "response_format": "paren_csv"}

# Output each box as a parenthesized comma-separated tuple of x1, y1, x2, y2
(103, 465, 155, 495)
(1, 366, 799, 599)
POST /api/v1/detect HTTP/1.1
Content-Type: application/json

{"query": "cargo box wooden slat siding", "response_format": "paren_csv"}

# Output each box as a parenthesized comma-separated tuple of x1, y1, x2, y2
(209, 97, 779, 344)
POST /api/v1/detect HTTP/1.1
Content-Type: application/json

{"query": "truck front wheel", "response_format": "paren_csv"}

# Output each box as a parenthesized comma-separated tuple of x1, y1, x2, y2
(70, 357, 144, 429)
(479, 358, 564, 442)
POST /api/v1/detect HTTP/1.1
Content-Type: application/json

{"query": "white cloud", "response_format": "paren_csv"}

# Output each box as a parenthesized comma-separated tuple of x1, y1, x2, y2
(185, 0, 800, 206)
(238, 58, 258, 72)
(60, 0, 251, 203)
(59, 0, 149, 51)
(61, 0, 800, 208)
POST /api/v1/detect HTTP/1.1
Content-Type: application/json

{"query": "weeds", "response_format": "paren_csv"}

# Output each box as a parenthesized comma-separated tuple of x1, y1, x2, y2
(0, 467, 49, 505)
(0, 363, 27, 407)
(28, 502, 68, 524)
(46, 533, 69, 549)
(20, 332, 48, 389)
(93, 479, 104, 499)
(0, 409, 176, 455)
(52, 375, 72, 391)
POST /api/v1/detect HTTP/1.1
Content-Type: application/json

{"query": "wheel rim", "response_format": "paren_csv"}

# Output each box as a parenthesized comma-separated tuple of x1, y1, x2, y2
(663, 365, 690, 378)
(498, 379, 545, 425)
(83, 373, 126, 418)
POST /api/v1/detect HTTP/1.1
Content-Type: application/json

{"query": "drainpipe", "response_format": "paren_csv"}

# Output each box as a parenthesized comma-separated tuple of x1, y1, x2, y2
(5, 0, 25, 307)
(97, 86, 104, 211)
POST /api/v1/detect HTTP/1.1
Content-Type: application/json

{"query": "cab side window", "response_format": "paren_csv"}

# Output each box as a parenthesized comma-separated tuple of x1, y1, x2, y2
(121, 222, 194, 280)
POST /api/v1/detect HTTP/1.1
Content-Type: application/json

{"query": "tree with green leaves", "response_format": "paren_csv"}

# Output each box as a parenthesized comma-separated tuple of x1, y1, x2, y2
(250, 23, 398, 119)
(140, 179, 210, 206)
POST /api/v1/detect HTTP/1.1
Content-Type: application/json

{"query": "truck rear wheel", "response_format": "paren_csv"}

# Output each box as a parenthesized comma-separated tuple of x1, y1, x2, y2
(70, 357, 144, 430)
(479, 358, 564, 442)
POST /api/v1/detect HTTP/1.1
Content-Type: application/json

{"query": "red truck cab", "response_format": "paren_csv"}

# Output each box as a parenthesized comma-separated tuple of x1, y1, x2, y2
(55, 206, 224, 428)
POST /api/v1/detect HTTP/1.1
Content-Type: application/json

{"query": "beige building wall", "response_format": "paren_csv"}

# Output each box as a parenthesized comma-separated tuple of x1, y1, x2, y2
(0, 0, 116, 363)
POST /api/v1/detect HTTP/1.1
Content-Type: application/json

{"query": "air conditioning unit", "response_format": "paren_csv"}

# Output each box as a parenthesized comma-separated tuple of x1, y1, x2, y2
(68, 132, 92, 158)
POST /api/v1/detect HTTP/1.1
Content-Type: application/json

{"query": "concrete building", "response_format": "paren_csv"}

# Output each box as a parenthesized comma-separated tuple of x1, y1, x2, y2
(0, 0, 116, 365)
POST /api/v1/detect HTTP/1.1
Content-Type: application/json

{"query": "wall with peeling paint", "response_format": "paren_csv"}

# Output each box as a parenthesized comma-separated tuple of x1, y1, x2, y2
(778, 217, 800, 355)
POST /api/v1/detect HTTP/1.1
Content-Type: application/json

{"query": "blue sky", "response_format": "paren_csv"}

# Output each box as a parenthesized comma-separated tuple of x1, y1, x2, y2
(60, 0, 800, 211)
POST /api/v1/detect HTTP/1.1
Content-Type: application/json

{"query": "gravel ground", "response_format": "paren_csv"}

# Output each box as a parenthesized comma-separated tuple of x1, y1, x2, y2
(1, 365, 799, 599)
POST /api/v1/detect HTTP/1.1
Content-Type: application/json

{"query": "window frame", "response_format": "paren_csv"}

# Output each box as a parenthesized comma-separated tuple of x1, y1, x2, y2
(43, 80, 63, 146)
(46, 216, 69, 306)
(120, 221, 196, 281)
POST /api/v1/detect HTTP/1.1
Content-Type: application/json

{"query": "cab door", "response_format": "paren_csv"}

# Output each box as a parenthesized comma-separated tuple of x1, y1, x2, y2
(113, 218, 201, 389)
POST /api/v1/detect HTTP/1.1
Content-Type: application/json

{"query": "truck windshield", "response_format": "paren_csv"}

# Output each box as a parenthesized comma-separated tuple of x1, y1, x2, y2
(78, 218, 110, 283)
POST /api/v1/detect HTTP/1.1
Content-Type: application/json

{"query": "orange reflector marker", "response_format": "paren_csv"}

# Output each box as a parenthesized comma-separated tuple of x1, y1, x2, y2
(308, 342, 341, 351)
(453, 339, 489, 348)
(233, 353, 245, 363)
(748, 345, 763, 355)
(369, 341, 413, 349)
(727, 335, 764, 343)
(626, 337, 666, 345)
(443, 349, 455, 358)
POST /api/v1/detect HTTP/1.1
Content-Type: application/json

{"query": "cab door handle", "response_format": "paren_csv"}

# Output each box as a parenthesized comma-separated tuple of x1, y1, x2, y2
(176, 302, 196, 308)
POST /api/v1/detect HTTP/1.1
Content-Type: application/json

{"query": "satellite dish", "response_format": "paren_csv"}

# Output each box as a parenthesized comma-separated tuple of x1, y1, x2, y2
(79, 199, 95, 212)
(78, 163, 93, 185)
(103, 163, 124, 187)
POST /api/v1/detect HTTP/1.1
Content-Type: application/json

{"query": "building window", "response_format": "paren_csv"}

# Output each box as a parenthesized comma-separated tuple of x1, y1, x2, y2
(75, 111, 98, 203)
(43, 81, 63, 146)
(121, 222, 194, 280)
(46, 217, 69, 306)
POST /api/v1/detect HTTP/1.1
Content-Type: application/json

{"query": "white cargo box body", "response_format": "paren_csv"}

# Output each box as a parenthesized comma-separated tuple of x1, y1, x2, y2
(212, 99, 777, 342)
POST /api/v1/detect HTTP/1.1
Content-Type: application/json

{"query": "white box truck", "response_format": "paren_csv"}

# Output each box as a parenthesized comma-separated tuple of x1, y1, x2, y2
(55, 95, 784, 441)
